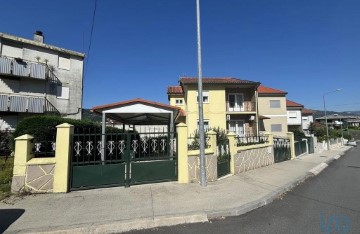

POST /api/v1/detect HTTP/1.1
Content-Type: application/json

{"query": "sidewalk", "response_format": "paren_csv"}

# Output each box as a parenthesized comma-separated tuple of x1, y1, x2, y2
(0, 146, 352, 233)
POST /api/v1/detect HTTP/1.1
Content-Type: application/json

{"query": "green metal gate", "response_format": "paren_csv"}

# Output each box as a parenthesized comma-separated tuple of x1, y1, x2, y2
(295, 140, 307, 156)
(70, 128, 177, 190)
(217, 139, 230, 178)
(273, 137, 291, 163)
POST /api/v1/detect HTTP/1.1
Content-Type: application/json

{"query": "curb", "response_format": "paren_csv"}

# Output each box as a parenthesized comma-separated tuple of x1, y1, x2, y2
(25, 213, 209, 234)
(207, 173, 312, 219)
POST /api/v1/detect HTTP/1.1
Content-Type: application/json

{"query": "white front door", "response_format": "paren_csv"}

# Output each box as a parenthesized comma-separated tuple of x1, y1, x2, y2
(228, 120, 245, 137)
(228, 94, 244, 112)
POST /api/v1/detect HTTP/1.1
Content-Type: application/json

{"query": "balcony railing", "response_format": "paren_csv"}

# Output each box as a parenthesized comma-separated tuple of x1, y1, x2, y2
(0, 56, 47, 80)
(227, 101, 256, 112)
(0, 93, 59, 114)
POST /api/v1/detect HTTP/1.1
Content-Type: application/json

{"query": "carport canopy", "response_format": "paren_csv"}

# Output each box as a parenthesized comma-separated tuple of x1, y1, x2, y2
(92, 98, 181, 160)
(92, 98, 181, 129)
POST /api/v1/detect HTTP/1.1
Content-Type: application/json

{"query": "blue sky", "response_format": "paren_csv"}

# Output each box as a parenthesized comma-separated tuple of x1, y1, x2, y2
(1, 0, 359, 111)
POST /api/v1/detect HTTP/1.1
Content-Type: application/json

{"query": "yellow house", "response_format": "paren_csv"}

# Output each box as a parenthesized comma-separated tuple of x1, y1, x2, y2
(258, 85, 288, 136)
(168, 77, 260, 137)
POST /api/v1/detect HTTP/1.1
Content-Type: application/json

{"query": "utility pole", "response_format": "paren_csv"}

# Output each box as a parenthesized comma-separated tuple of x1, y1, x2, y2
(196, 0, 206, 187)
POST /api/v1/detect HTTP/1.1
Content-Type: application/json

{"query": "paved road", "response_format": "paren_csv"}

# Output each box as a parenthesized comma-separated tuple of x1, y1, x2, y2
(129, 146, 360, 234)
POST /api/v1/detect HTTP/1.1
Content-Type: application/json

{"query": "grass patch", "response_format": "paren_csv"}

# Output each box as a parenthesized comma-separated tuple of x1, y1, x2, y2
(0, 157, 14, 200)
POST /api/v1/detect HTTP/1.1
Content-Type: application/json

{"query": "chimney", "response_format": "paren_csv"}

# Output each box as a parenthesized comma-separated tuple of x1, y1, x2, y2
(33, 31, 44, 43)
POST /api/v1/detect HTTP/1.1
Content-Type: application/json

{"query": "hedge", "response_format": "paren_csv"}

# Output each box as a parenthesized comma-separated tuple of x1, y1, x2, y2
(11, 115, 124, 149)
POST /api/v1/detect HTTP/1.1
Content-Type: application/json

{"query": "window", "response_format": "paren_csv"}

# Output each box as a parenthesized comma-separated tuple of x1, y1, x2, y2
(57, 86, 70, 99)
(197, 120, 209, 131)
(270, 100, 281, 108)
(197, 91, 209, 103)
(228, 93, 244, 111)
(289, 111, 297, 118)
(58, 54, 70, 70)
(175, 99, 183, 105)
(271, 124, 282, 132)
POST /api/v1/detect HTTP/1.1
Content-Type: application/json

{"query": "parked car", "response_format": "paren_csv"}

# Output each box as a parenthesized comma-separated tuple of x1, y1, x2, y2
(347, 141, 357, 147)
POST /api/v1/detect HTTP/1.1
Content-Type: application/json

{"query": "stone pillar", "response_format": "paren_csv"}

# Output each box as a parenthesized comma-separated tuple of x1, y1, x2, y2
(267, 132, 274, 145)
(53, 123, 74, 193)
(177, 123, 189, 183)
(11, 134, 34, 192)
(287, 132, 296, 159)
(227, 132, 237, 175)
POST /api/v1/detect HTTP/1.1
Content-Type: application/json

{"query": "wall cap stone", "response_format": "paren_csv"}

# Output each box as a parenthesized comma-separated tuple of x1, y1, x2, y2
(207, 130, 216, 135)
(227, 132, 236, 136)
(26, 158, 56, 165)
(176, 123, 187, 127)
(56, 123, 74, 128)
(15, 134, 34, 140)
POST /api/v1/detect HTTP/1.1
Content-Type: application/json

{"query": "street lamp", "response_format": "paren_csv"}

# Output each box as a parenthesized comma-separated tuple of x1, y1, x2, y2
(323, 88, 342, 150)
(196, 0, 206, 186)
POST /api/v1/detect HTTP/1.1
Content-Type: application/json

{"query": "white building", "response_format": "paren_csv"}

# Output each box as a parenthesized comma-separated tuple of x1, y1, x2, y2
(0, 31, 85, 130)
(301, 109, 314, 135)
(286, 99, 304, 132)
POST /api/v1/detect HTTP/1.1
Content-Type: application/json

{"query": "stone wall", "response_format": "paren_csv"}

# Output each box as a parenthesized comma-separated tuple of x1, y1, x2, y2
(25, 164, 54, 193)
(188, 153, 217, 183)
(234, 145, 274, 174)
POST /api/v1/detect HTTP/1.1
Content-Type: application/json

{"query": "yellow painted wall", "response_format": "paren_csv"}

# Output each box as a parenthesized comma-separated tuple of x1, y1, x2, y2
(169, 95, 186, 110)
(258, 96, 288, 136)
(185, 85, 227, 136)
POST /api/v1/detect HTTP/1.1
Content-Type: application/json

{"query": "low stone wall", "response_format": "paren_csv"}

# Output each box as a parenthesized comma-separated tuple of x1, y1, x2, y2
(188, 150, 217, 183)
(25, 160, 55, 193)
(233, 145, 274, 174)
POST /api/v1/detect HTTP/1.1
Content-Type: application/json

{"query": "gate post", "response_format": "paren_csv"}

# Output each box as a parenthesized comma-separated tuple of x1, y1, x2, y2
(302, 138, 309, 154)
(53, 123, 74, 193)
(287, 132, 296, 159)
(177, 123, 189, 183)
(11, 134, 34, 192)
(227, 132, 236, 175)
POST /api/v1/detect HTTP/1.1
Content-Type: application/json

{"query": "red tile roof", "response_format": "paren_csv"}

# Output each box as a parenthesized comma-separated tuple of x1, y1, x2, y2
(92, 98, 181, 113)
(179, 77, 259, 85)
(302, 109, 313, 115)
(167, 86, 183, 94)
(258, 85, 287, 94)
(286, 99, 304, 108)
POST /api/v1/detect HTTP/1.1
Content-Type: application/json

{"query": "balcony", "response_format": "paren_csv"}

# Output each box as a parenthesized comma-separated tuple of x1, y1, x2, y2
(227, 101, 256, 112)
(0, 56, 47, 80)
(0, 93, 59, 114)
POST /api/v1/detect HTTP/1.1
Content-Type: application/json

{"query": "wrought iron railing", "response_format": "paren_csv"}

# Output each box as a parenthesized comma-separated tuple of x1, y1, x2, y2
(72, 128, 177, 166)
(32, 128, 56, 158)
(236, 135, 269, 147)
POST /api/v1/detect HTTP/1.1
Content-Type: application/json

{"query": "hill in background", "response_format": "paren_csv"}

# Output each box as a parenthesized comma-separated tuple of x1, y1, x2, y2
(311, 110, 360, 119)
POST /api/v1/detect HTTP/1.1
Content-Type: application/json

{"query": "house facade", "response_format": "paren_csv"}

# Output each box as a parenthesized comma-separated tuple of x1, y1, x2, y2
(301, 108, 314, 135)
(168, 77, 260, 137)
(286, 100, 304, 132)
(0, 31, 85, 130)
(257, 85, 288, 136)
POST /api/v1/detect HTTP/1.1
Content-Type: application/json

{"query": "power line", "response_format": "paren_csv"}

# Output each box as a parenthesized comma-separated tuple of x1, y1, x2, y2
(85, 0, 98, 74)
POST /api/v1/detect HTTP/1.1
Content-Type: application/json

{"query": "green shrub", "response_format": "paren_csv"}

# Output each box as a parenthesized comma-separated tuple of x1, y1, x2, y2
(11, 115, 124, 149)
(0, 157, 13, 200)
